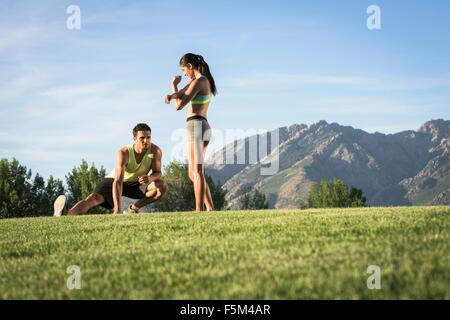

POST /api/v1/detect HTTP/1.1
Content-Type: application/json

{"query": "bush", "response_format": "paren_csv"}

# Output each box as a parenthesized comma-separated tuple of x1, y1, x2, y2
(65, 159, 107, 213)
(153, 161, 227, 212)
(308, 178, 366, 208)
(236, 188, 269, 210)
(0, 158, 64, 218)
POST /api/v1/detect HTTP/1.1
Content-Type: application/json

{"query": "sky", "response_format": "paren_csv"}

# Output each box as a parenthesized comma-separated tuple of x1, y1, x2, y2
(0, 0, 449, 180)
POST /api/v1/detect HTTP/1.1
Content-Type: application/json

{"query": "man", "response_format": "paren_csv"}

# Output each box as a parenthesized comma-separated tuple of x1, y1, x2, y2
(54, 123, 168, 215)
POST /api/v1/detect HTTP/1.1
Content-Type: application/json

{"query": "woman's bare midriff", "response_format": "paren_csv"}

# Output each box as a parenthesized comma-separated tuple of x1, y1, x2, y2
(187, 103, 209, 119)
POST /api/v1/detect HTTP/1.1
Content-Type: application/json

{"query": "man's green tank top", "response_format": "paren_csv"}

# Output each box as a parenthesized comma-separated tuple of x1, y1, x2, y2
(106, 144, 153, 182)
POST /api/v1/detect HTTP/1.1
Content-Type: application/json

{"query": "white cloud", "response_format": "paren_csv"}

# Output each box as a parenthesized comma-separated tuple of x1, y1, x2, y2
(225, 73, 370, 88)
(40, 83, 116, 98)
(222, 72, 450, 91)
(23, 82, 163, 122)
(0, 66, 52, 102)
(296, 97, 432, 116)
(377, 77, 450, 90)
(0, 26, 45, 52)
(1, 79, 167, 176)
(0, 146, 80, 162)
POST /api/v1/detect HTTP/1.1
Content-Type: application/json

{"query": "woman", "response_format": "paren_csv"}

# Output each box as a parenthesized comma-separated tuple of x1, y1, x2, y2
(165, 53, 217, 212)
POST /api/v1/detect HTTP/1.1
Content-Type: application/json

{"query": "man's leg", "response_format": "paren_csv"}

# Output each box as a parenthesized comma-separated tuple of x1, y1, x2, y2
(68, 193, 105, 215)
(132, 180, 169, 210)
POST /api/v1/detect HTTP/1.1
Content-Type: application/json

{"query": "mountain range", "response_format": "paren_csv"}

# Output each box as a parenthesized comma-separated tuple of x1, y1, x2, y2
(206, 119, 450, 208)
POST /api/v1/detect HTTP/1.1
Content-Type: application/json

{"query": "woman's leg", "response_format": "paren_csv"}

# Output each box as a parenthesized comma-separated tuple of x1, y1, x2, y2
(188, 165, 214, 211)
(203, 179, 214, 211)
(188, 140, 205, 211)
(202, 143, 214, 211)
(188, 140, 215, 211)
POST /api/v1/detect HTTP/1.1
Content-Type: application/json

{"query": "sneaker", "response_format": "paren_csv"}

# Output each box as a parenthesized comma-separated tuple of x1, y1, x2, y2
(53, 195, 66, 217)
(123, 205, 139, 214)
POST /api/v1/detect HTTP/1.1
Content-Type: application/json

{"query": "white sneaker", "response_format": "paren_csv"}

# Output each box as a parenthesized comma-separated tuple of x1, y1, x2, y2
(53, 195, 66, 217)
(123, 205, 139, 214)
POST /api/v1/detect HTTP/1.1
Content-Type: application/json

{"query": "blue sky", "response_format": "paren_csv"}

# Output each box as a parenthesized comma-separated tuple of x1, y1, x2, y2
(0, 0, 449, 179)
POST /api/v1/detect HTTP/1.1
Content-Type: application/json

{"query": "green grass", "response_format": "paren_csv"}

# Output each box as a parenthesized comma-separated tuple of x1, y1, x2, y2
(0, 206, 449, 299)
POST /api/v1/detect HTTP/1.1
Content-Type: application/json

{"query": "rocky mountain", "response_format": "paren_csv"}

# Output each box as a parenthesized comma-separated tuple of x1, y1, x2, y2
(205, 119, 450, 208)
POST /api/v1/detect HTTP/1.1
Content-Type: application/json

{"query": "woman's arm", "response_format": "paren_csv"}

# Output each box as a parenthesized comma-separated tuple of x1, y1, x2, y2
(171, 83, 190, 106)
(165, 76, 193, 107)
(168, 78, 202, 111)
(171, 75, 182, 94)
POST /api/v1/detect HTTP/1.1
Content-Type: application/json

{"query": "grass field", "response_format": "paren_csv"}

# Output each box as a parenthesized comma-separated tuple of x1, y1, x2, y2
(0, 206, 449, 299)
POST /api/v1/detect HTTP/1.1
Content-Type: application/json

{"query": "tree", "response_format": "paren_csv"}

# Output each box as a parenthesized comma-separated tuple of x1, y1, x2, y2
(297, 200, 309, 210)
(349, 187, 367, 207)
(0, 158, 65, 218)
(207, 175, 227, 211)
(332, 178, 349, 207)
(236, 188, 268, 210)
(153, 161, 227, 212)
(154, 161, 194, 212)
(65, 159, 106, 211)
(308, 178, 366, 208)
(0, 158, 32, 218)
(308, 183, 321, 208)
(29, 174, 65, 216)
(320, 180, 333, 207)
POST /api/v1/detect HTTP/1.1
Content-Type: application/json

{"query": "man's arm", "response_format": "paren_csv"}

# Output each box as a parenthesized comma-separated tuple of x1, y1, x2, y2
(138, 146, 162, 184)
(112, 148, 127, 214)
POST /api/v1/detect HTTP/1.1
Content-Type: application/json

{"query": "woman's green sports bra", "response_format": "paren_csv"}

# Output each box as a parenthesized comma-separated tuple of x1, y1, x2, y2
(190, 76, 212, 105)
(191, 93, 211, 105)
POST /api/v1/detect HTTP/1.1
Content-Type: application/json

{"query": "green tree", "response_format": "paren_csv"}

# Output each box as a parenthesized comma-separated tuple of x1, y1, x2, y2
(0, 158, 32, 218)
(308, 178, 366, 208)
(154, 161, 226, 212)
(29, 174, 65, 216)
(297, 200, 309, 209)
(349, 187, 367, 207)
(332, 178, 349, 207)
(237, 193, 250, 210)
(0, 158, 65, 218)
(236, 188, 268, 210)
(320, 180, 333, 207)
(154, 161, 194, 211)
(207, 175, 227, 211)
(66, 159, 106, 210)
(308, 183, 321, 208)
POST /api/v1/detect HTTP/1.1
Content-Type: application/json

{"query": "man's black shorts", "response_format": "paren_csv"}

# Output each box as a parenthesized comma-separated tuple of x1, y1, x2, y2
(94, 178, 149, 209)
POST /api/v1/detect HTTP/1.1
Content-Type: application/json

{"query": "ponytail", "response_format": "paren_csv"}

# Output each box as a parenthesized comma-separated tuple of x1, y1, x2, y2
(197, 55, 217, 96)
(179, 53, 217, 96)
